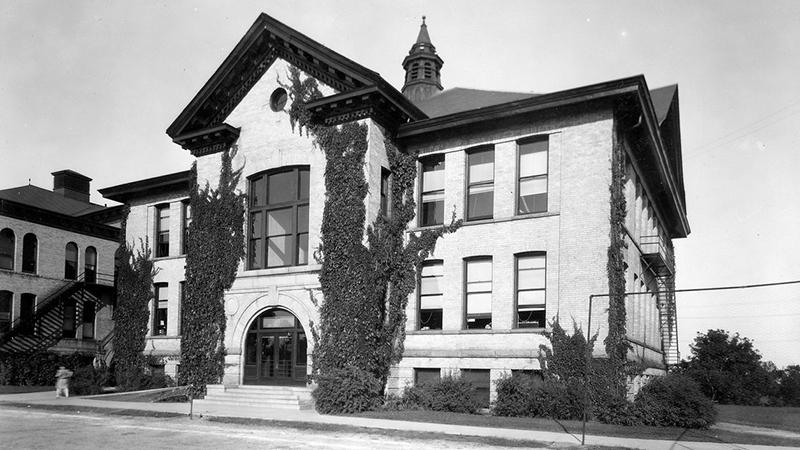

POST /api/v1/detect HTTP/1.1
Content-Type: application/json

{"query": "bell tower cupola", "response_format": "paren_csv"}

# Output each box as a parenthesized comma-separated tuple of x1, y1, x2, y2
(401, 16, 444, 102)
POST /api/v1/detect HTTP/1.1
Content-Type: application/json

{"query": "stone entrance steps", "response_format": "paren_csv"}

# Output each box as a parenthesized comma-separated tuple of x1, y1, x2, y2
(197, 384, 314, 410)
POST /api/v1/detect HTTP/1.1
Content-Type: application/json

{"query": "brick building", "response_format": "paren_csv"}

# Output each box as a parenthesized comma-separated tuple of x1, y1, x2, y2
(102, 14, 688, 404)
(0, 170, 120, 358)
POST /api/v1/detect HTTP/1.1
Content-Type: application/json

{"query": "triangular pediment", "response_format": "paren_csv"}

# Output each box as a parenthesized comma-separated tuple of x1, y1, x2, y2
(167, 13, 420, 142)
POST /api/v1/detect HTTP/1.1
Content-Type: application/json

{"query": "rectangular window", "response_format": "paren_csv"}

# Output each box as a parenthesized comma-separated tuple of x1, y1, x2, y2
(461, 369, 491, 408)
(518, 138, 548, 214)
(414, 368, 441, 385)
(420, 155, 445, 226)
(20, 293, 35, 336)
(516, 254, 546, 328)
(248, 168, 310, 269)
(380, 168, 391, 218)
(0, 291, 11, 334)
(467, 147, 494, 220)
(465, 258, 492, 329)
(82, 300, 95, 339)
(62, 298, 76, 339)
(156, 205, 170, 258)
(153, 283, 168, 336)
(182, 201, 191, 255)
(419, 261, 443, 330)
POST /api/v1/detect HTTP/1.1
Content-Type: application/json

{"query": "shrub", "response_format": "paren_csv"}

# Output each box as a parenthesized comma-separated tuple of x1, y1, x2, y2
(530, 380, 585, 420)
(635, 373, 716, 429)
(70, 366, 110, 396)
(0, 352, 93, 386)
(592, 390, 642, 426)
(312, 366, 382, 414)
(402, 374, 481, 414)
(493, 373, 537, 417)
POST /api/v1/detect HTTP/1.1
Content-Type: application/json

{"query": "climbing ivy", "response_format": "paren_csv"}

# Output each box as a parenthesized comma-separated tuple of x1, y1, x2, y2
(605, 128, 631, 397)
(112, 205, 158, 390)
(178, 148, 246, 396)
(283, 66, 460, 399)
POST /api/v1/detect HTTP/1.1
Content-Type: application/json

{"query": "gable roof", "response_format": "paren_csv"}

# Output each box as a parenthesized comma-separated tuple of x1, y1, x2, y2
(649, 84, 678, 126)
(99, 170, 191, 204)
(167, 13, 425, 147)
(0, 184, 105, 217)
(413, 88, 540, 118)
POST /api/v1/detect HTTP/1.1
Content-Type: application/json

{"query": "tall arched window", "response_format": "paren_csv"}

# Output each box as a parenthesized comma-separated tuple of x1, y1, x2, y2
(0, 228, 15, 271)
(22, 233, 38, 274)
(248, 167, 310, 269)
(65, 242, 78, 280)
(85, 246, 97, 283)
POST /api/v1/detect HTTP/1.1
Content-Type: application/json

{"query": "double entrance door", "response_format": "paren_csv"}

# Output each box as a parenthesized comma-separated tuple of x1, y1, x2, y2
(243, 309, 307, 386)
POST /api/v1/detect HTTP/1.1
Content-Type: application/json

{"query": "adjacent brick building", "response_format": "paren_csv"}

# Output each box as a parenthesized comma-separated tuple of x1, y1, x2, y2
(0, 170, 120, 357)
(102, 14, 689, 404)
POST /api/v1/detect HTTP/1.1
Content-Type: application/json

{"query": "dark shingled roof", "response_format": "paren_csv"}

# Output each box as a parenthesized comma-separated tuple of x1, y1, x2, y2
(0, 184, 105, 217)
(412, 85, 678, 121)
(649, 84, 678, 125)
(412, 88, 540, 118)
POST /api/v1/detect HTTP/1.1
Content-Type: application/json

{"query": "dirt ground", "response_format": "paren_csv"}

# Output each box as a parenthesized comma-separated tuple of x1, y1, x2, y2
(0, 406, 547, 450)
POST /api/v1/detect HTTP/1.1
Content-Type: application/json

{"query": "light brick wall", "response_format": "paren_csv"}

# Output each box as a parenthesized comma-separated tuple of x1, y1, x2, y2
(390, 106, 618, 398)
(0, 213, 118, 347)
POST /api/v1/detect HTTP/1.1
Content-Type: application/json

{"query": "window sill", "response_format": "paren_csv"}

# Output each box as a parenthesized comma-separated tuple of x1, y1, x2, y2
(241, 264, 321, 277)
(147, 335, 180, 340)
(408, 328, 547, 336)
(152, 255, 187, 262)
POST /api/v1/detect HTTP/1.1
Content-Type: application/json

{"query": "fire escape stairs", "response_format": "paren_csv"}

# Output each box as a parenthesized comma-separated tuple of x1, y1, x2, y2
(0, 272, 115, 356)
(639, 235, 679, 367)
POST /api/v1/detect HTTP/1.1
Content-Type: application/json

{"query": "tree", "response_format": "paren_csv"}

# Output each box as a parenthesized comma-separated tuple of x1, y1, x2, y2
(776, 365, 800, 407)
(680, 329, 771, 405)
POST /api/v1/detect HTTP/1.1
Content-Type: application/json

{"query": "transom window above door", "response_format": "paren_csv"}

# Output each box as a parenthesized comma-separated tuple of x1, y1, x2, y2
(248, 167, 310, 270)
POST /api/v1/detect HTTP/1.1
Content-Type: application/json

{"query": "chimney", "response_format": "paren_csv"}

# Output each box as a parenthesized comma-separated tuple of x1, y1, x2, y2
(52, 170, 91, 203)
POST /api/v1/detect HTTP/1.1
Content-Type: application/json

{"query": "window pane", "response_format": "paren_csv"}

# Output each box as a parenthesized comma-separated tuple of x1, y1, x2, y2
(519, 177, 547, 196)
(467, 260, 492, 283)
(297, 233, 308, 265)
(251, 177, 266, 206)
(249, 239, 262, 269)
(299, 170, 310, 200)
(467, 292, 492, 314)
(422, 263, 443, 277)
(520, 142, 548, 177)
(422, 200, 444, 226)
(467, 188, 493, 220)
(518, 290, 545, 306)
(420, 294, 443, 309)
(267, 208, 293, 236)
(297, 205, 309, 233)
(158, 207, 170, 230)
(420, 277, 441, 295)
(250, 212, 262, 238)
(156, 285, 169, 300)
(422, 169, 444, 192)
(268, 171, 296, 204)
(267, 236, 291, 267)
(468, 150, 494, 184)
(518, 268, 545, 290)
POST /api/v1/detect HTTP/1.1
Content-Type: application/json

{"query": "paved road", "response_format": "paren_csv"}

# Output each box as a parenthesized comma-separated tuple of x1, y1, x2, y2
(0, 406, 541, 450)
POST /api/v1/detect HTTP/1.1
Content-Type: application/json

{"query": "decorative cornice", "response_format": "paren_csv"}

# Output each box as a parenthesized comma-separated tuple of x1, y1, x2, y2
(0, 199, 119, 241)
(306, 86, 427, 131)
(173, 124, 241, 157)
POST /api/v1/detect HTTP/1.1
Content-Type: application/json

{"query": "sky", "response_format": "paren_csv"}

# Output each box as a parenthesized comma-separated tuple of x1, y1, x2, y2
(2, 1, 798, 367)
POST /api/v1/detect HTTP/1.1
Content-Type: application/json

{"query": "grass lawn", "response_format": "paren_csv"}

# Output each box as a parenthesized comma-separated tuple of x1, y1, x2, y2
(0, 385, 52, 394)
(716, 404, 800, 433)
(351, 409, 800, 448)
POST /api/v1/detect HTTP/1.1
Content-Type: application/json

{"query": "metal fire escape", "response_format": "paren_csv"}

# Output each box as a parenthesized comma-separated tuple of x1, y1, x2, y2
(640, 234, 679, 366)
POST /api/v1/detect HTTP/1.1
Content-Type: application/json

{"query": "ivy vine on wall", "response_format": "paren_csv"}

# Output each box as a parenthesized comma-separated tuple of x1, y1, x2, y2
(283, 66, 460, 395)
(605, 126, 632, 397)
(112, 205, 159, 390)
(178, 148, 246, 395)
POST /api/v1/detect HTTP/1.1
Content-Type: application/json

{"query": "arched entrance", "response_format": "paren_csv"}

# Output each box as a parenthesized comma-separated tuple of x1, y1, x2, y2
(243, 308, 307, 386)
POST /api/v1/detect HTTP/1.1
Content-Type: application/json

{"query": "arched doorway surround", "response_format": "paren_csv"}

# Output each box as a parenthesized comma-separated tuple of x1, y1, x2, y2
(242, 308, 307, 385)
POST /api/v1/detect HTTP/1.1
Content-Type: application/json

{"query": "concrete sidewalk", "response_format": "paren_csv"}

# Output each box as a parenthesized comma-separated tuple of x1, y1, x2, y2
(0, 390, 797, 450)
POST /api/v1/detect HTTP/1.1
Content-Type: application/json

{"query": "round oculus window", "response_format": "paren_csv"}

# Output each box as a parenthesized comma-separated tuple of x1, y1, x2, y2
(270, 87, 288, 112)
